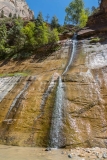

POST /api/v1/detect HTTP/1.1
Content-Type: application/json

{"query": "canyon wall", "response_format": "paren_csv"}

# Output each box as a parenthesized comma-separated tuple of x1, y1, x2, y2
(0, 0, 107, 149)
(100, 0, 107, 12)
(87, 0, 107, 27)
(0, 0, 34, 19)
(0, 36, 107, 148)
(0, 40, 70, 147)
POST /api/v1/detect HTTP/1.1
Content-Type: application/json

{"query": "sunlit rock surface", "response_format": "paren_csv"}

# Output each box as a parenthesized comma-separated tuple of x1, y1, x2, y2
(0, 0, 34, 19)
(0, 41, 69, 147)
(63, 38, 107, 148)
(0, 37, 107, 148)
(0, 76, 20, 102)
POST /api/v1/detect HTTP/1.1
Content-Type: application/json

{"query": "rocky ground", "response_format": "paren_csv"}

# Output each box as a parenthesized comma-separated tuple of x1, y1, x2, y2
(0, 145, 107, 160)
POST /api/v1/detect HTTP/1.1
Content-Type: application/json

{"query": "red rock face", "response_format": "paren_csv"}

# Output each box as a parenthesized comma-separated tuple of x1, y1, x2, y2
(100, 0, 107, 12)
(87, 0, 107, 27)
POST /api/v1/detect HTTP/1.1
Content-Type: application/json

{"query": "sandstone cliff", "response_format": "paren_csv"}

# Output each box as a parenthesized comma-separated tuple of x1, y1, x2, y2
(0, 0, 34, 19)
(0, 0, 107, 150)
(0, 36, 107, 148)
(87, 0, 107, 27)
(0, 40, 70, 147)
(100, 0, 107, 12)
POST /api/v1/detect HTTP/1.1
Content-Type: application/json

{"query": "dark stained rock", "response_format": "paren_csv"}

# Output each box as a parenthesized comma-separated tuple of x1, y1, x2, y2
(45, 148, 51, 151)
(59, 32, 73, 41)
(77, 25, 107, 39)
(68, 154, 72, 158)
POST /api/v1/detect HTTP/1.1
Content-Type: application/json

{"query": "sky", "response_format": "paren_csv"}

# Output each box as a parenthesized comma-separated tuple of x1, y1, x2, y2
(26, 0, 99, 25)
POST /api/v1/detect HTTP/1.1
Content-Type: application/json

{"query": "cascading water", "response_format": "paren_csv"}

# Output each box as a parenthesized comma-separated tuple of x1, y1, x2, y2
(63, 34, 77, 75)
(50, 76, 64, 148)
(50, 34, 77, 148)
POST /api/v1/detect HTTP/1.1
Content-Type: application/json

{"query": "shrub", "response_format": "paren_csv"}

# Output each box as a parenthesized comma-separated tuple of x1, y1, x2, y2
(90, 37, 100, 43)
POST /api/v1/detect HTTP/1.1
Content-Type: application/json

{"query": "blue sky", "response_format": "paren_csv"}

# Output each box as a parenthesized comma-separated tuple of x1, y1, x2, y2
(26, 0, 98, 24)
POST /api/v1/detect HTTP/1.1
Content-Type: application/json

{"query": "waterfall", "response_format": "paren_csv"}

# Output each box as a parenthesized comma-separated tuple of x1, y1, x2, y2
(50, 34, 77, 148)
(50, 76, 64, 148)
(63, 34, 77, 75)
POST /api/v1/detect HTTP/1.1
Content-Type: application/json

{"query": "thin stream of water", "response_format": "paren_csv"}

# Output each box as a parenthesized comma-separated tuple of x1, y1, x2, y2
(62, 34, 77, 75)
(50, 76, 64, 148)
(50, 34, 77, 148)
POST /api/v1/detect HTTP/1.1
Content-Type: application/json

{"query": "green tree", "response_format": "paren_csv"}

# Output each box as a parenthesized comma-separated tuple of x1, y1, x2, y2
(0, 23, 10, 58)
(65, 0, 84, 25)
(18, 15, 21, 19)
(35, 22, 49, 46)
(1, 10, 4, 18)
(79, 9, 88, 28)
(85, 8, 91, 16)
(9, 12, 12, 18)
(8, 19, 25, 54)
(91, 6, 99, 15)
(46, 14, 50, 22)
(50, 16, 59, 29)
(36, 12, 44, 26)
(48, 28, 59, 43)
(13, 13, 17, 19)
(22, 22, 36, 48)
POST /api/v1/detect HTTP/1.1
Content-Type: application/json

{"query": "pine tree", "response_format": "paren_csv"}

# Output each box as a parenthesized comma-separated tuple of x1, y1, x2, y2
(46, 14, 50, 22)
(36, 12, 44, 25)
(13, 13, 17, 19)
(1, 10, 4, 18)
(50, 16, 59, 29)
(9, 12, 12, 18)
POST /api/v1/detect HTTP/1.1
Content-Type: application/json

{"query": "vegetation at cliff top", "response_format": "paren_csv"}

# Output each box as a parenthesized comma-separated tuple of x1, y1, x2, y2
(0, 0, 101, 61)
(0, 12, 60, 60)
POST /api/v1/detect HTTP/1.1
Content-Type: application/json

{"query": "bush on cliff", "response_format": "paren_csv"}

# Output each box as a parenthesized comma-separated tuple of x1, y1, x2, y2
(90, 37, 100, 43)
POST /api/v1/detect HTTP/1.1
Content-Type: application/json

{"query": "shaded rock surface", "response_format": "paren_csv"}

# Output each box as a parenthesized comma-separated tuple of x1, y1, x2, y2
(100, 0, 107, 13)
